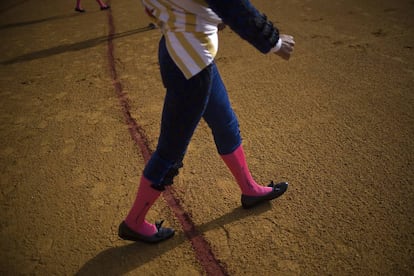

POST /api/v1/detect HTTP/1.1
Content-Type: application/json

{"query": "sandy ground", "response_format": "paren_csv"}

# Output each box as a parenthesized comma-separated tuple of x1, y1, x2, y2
(0, 0, 413, 275)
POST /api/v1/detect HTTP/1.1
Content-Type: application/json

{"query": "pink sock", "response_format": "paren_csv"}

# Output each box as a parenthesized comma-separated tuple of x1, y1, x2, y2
(124, 176, 160, 236)
(75, 0, 82, 9)
(96, 0, 107, 8)
(221, 145, 272, 196)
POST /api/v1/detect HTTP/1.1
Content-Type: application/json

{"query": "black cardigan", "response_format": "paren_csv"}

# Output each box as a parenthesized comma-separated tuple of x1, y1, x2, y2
(206, 0, 280, 53)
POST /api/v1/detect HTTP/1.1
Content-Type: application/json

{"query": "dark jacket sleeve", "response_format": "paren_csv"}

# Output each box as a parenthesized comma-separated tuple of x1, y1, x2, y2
(205, 0, 280, 53)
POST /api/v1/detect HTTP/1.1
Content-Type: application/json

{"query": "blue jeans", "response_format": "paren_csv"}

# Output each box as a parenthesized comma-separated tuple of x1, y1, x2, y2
(144, 36, 241, 190)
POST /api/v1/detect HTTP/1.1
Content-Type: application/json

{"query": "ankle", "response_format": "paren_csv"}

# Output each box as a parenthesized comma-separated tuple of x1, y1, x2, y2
(241, 181, 272, 196)
(126, 220, 157, 236)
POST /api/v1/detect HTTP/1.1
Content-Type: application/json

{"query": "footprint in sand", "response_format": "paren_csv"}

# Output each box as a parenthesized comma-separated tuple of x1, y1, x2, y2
(99, 135, 114, 153)
(277, 259, 301, 274)
(62, 138, 76, 154)
(86, 111, 102, 125)
(54, 92, 67, 100)
(2, 147, 15, 156)
(90, 182, 108, 208)
(37, 120, 48, 129)
(54, 110, 70, 122)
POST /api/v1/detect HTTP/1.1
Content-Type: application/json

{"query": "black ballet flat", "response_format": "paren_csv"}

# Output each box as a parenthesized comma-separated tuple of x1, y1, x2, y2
(100, 5, 110, 10)
(241, 181, 288, 209)
(118, 220, 175, 243)
(75, 8, 85, 12)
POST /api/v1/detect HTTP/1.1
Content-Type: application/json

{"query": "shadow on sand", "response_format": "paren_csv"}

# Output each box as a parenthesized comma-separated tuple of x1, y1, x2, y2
(1, 24, 156, 65)
(0, 0, 30, 15)
(76, 203, 272, 275)
(0, 13, 81, 30)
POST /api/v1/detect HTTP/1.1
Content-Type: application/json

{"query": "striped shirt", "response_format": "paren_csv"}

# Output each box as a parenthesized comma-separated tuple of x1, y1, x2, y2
(142, 0, 222, 79)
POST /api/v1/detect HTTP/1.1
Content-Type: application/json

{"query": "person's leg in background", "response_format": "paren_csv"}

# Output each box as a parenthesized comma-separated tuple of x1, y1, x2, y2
(95, 0, 110, 10)
(75, 0, 109, 12)
(74, 0, 85, 12)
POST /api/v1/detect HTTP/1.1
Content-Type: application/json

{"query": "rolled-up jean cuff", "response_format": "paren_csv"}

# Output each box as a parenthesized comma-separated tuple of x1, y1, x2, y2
(143, 151, 174, 186)
(214, 117, 242, 155)
(218, 139, 242, 155)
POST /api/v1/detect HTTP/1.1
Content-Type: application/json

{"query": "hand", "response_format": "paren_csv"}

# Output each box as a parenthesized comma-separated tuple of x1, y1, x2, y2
(274, 34, 295, 60)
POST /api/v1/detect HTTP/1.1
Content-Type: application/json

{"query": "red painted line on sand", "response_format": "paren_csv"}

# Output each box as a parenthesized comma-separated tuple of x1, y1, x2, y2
(105, 9, 228, 276)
